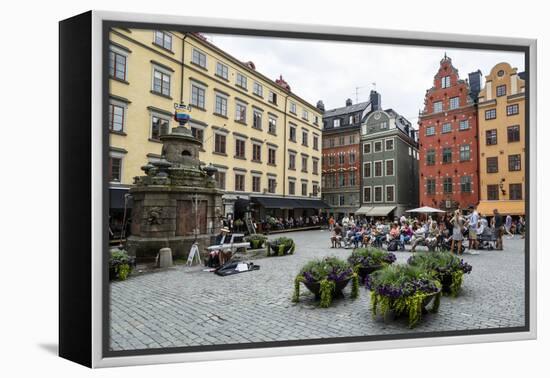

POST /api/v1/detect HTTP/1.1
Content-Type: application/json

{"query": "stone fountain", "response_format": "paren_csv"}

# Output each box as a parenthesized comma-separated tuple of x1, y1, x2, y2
(126, 105, 223, 263)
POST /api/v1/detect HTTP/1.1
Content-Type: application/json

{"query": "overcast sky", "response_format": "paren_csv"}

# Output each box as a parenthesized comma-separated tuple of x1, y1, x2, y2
(203, 33, 524, 125)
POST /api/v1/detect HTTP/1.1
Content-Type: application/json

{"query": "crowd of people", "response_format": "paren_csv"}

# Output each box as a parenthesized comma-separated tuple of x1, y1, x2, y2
(258, 215, 323, 231)
(327, 208, 525, 255)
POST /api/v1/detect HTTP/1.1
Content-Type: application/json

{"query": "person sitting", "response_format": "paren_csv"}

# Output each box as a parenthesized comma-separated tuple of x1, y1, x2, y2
(331, 223, 343, 248)
(411, 223, 426, 252)
(208, 227, 231, 267)
(400, 223, 412, 250)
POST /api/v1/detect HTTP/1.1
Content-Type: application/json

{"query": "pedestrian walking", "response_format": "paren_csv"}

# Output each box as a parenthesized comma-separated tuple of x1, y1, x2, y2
(492, 209, 504, 250)
(467, 206, 479, 250)
(450, 209, 465, 255)
(505, 214, 514, 239)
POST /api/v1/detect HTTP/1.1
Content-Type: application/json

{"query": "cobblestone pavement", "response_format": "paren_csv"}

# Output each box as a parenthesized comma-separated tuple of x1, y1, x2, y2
(109, 231, 526, 351)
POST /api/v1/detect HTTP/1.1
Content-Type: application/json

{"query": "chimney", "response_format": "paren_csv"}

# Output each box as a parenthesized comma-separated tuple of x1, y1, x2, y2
(370, 90, 382, 111)
(316, 100, 325, 112)
(345, 98, 353, 107)
(468, 70, 482, 101)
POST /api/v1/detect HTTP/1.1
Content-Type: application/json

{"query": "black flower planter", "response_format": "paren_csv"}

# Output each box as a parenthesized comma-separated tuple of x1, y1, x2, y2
(269, 243, 293, 255)
(357, 264, 384, 280)
(303, 278, 351, 298)
(437, 272, 453, 294)
(421, 288, 441, 310)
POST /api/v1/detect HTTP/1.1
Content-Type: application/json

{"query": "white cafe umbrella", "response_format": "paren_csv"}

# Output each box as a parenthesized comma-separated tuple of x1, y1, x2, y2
(406, 206, 446, 213)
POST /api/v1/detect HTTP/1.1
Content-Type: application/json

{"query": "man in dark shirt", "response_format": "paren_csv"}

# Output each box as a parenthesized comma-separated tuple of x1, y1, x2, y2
(492, 209, 504, 250)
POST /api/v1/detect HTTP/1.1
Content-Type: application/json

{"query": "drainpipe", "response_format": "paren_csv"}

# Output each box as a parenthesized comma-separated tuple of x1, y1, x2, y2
(180, 33, 188, 104)
(282, 93, 289, 197)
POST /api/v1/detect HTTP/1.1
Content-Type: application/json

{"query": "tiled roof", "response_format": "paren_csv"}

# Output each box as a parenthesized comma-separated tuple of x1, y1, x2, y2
(323, 101, 371, 118)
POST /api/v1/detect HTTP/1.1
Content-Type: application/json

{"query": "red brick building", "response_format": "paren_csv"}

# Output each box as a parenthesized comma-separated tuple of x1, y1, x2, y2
(418, 55, 482, 211)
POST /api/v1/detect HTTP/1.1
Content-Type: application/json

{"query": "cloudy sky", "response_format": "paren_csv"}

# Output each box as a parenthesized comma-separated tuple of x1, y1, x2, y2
(204, 33, 524, 125)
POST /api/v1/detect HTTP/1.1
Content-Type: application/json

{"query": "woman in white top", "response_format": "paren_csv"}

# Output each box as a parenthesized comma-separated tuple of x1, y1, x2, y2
(450, 209, 465, 255)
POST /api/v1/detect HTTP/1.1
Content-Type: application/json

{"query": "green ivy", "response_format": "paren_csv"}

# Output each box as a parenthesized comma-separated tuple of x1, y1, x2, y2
(319, 279, 336, 308)
(117, 263, 131, 281)
(292, 276, 304, 303)
(351, 273, 359, 299)
(450, 270, 464, 297)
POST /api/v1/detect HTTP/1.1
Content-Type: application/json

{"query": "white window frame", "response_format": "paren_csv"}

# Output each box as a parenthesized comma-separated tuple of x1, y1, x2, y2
(433, 101, 443, 113)
(235, 101, 247, 123)
(426, 126, 436, 136)
(214, 93, 228, 116)
(253, 81, 263, 97)
(384, 137, 395, 151)
(385, 159, 395, 176)
(108, 99, 127, 133)
(251, 174, 262, 193)
(289, 102, 297, 114)
(374, 160, 383, 177)
(333, 119, 340, 127)
(373, 185, 383, 203)
(449, 96, 460, 110)
(109, 151, 125, 184)
(363, 186, 372, 203)
(385, 185, 396, 203)
(189, 122, 206, 143)
(302, 109, 309, 121)
(236, 72, 247, 89)
(216, 62, 229, 79)
(151, 64, 172, 97)
(149, 111, 171, 140)
(459, 119, 469, 130)
(441, 75, 451, 88)
(109, 45, 129, 81)
(442, 122, 452, 133)
(363, 142, 371, 154)
(268, 116, 277, 134)
(192, 48, 207, 68)
(363, 162, 372, 178)
(154, 30, 172, 50)
(373, 141, 383, 153)
(190, 81, 206, 109)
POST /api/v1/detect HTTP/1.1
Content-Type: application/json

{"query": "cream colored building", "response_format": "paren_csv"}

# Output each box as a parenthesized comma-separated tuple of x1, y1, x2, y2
(477, 62, 525, 216)
(108, 28, 323, 218)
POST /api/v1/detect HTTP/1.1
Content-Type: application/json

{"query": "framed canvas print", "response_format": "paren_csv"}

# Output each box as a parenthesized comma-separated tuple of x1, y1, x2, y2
(59, 10, 537, 368)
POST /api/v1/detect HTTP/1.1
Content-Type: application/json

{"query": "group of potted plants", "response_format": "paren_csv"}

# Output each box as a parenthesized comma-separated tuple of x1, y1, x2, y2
(267, 237, 296, 256)
(348, 248, 397, 282)
(109, 248, 135, 281)
(244, 234, 268, 249)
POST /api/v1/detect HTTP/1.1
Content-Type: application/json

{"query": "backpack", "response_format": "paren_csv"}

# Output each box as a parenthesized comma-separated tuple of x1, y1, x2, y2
(387, 239, 398, 252)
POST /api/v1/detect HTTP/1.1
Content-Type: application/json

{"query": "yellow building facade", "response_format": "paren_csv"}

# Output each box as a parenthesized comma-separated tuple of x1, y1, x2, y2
(108, 28, 323, 216)
(477, 62, 525, 216)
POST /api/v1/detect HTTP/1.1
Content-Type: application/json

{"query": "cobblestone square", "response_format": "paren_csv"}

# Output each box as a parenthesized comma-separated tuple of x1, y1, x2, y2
(109, 230, 526, 351)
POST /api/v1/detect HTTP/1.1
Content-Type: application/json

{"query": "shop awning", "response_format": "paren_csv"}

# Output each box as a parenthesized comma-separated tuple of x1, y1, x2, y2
(251, 196, 329, 209)
(476, 201, 525, 216)
(365, 206, 396, 216)
(355, 206, 373, 214)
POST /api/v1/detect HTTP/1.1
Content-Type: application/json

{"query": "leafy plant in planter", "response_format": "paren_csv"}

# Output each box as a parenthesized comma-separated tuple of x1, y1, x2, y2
(109, 248, 134, 281)
(245, 234, 268, 249)
(348, 247, 396, 281)
(293, 256, 359, 308)
(407, 252, 472, 297)
(233, 219, 244, 231)
(367, 264, 442, 328)
(269, 237, 296, 256)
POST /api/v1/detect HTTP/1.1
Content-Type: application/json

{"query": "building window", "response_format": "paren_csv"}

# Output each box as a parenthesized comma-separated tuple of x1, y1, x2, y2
(333, 119, 340, 127)
(191, 84, 205, 109)
(268, 178, 276, 193)
(253, 111, 262, 129)
(442, 122, 452, 133)
(235, 174, 245, 191)
(443, 177, 453, 194)
(349, 152, 356, 164)
(288, 153, 296, 170)
(336, 194, 344, 206)
(338, 136, 345, 146)
(314, 115, 319, 125)
(363, 143, 371, 154)
(363, 187, 372, 203)
(485, 109, 497, 120)
(109, 103, 125, 132)
(268, 91, 277, 105)
(302, 156, 308, 172)
(109, 50, 127, 81)
(338, 172, 345, 186)
(328, 156, 335, 166)
(385, 160, 394, 176)
(374, 186, 383, 202)
(191, 126, 204, 142)
(289, 124, 297, 142)
(460, 176, 472, 193)
(289, 102, 297, 114)
(486, 129, 498, 145)
(214, 171, 226, 190)
(374, 141, 382, 152)
(363, 162, 371, 178)
(374, 161, 382, 177)
(214, 133, 226, 154)
(386, 186, 395, 202)
(109, 157, 122, 182)
(288, 180, 296, 195)
(426, 179, 436, 195)
(252, 176, 261, 192)
(152, 68, 171, 96)
(253, 82, 263, 97)
(459, 120, 469, 130)
(338, 154, 345, 165)
(302, 109, 309, 121)
(235, 103, 247, 123)
(215, 94, 227, 116)
(442, 148, 453, 164)
(236, 73, 247, 89)
(507, 104, 519, 116)
(154, 31, 172, 50)
(510, 183, 522, 200)
(302, 131, 308, 146)
(487, 184, 499, 200)
(252, 144, 261, 162)
(313, 159, 318, 174)
(216, 62, 228, 79)
(459, 144, 471, 161)
(151, 115, 169, 140)
(449, 97, 460, 110)
(433, 101, 443, 113)
(508, 154, 521, 171)
(426, 126, 435, 136)
(380, 121, 388, 129)
(268, 116, 277, 134)
(302, 182, 308, 196)
(192, 48, 207, 68)
(486, 157, 498, 173)
(235, 139, 246, 159)
(497, 84, 507, 97)
(268, 148, 276, 165)
(441, 76, 451, 88)
(349, 172, 356, 186)
(385, 138, 394, 151)
(426, 149, 436, 166)
(313, 135, 319, 150)
(507, 125, 520, 142)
